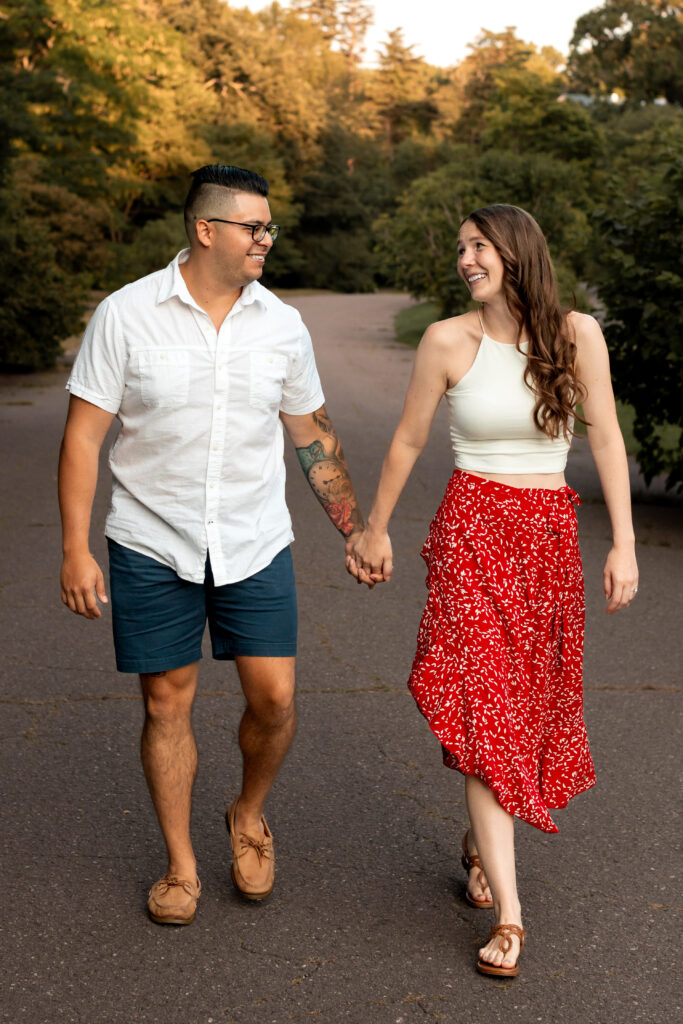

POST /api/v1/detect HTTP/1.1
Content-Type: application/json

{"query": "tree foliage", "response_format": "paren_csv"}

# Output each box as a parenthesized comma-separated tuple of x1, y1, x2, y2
(0, 0, 680, 487)
(291, 1, 373, 64)
(568, 0, 683, 104)
(374, 147, 592, 317)
(592, 118, 683, 489)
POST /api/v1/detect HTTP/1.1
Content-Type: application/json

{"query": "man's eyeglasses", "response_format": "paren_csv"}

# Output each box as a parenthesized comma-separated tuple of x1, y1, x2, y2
(205, 218, 279, 242)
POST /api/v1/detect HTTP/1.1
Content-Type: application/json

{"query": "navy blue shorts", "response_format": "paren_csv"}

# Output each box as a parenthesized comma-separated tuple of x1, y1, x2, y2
(107, 540, 298, 674)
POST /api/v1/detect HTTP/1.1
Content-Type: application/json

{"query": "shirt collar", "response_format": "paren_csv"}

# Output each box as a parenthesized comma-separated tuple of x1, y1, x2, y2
(156, 250, 269, 312)
(239, 280, 269, 310)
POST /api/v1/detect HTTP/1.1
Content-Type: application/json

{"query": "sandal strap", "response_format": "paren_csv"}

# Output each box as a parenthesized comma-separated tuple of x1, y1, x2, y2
(461, 829, 481, 871)
(488, 924, 525, 954)
(462, 830, 488, 892)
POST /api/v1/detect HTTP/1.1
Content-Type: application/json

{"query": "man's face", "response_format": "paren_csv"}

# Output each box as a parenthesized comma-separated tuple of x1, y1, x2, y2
(205, 191, 274, 288)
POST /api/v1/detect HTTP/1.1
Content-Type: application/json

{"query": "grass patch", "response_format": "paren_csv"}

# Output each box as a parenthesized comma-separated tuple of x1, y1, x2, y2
(394, 301, 440, 347)
(393, 302, 679, 459)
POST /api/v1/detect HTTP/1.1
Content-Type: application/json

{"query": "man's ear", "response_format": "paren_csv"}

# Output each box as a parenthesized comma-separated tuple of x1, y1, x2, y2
(193, 219, 213, 249)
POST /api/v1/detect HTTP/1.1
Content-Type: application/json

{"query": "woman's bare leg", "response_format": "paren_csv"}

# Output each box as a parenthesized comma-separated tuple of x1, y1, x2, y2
(465, 775, 523, 968)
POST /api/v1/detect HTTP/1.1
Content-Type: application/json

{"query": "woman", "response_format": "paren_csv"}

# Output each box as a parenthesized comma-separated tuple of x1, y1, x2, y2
(348, 205, 638, 977)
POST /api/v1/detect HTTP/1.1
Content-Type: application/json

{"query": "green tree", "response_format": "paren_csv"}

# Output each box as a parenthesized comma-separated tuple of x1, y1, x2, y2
(375, 148, 591, 316)
(0, 0, 121, 368)
(0, 179, 92, 369)
(592, 116, 683, 489)
(369, 29, 439, 157)
(290, 1, 372, 63)
(480, 69, 602, 164)
(452, 28, 535, 143)
(292, 125, 389, 290)
(568, 0, 683, 104)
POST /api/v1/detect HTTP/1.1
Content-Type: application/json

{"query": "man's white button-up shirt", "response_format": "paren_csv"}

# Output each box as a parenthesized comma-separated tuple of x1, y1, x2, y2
(67, 250, 325, 585)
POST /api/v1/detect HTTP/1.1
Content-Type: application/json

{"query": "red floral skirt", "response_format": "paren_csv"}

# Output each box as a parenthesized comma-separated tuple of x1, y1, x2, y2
(408, 470, 596, 833)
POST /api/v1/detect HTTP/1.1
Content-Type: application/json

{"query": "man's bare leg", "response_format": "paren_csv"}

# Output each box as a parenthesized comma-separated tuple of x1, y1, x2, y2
(140, 662, 200, 881)
(233, 655, 296, 836)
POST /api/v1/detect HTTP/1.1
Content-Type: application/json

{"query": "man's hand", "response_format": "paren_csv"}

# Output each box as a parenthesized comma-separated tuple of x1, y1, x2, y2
(346, 527, 393, 587)
(61, 551, 108, 619)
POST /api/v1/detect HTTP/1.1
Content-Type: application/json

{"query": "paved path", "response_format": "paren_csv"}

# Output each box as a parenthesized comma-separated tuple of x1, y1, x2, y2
(1, 293, 681, 1024)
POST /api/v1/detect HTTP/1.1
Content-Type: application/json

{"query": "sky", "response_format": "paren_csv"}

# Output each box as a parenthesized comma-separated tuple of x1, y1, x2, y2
(235, 0, 599, 66)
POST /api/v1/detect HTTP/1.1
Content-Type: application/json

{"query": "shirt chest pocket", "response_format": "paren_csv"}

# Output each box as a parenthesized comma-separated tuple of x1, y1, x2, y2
(137, 350, 189, 409)
(249, 352, 288, 411)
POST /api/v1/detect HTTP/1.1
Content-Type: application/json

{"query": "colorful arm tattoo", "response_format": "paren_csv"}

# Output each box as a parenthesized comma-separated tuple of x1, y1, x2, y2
(295, 409, 364, 538)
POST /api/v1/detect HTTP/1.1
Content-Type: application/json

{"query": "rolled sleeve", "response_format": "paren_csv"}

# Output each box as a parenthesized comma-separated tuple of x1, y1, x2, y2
(66, 297, 126, 414)
(280, 323, 325, 415)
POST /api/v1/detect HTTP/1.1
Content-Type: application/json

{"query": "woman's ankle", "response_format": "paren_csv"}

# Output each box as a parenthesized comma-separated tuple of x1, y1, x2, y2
(493, 898, 522, 924)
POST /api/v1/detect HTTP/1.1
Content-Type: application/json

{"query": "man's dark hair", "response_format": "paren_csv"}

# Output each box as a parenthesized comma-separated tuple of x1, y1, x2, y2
(183, 165, 270, 241)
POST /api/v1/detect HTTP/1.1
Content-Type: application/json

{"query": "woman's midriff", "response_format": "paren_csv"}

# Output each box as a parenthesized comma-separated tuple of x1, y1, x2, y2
(464, 470, 567, 490)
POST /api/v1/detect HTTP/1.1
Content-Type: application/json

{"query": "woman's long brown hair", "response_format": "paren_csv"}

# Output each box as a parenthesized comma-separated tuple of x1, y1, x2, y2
(464, 204, 585, 439)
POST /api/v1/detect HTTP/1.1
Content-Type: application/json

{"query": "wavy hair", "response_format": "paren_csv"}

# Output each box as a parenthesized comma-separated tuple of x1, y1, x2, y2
(463, 204, 585, 439)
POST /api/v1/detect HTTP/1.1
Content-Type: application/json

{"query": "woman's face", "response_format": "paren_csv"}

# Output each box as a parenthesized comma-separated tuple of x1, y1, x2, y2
(457, 220, 505, 303)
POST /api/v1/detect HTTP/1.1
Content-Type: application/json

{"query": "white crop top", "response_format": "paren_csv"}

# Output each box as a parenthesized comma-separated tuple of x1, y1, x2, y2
(445, 316, 571, 474)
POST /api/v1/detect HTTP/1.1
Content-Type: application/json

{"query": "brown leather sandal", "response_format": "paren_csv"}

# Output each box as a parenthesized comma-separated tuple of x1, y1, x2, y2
(461, 829, 493, 909)
(476, 923, 525, 977)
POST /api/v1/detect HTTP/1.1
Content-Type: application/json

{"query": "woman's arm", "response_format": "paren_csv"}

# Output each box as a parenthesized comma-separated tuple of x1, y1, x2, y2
(573, 313, 638, 614)
(348, 322, 453, 582)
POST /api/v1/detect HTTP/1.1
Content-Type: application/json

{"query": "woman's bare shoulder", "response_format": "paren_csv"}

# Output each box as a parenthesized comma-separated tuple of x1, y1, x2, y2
(417, 311, 481, 386)
(420, 310, 480, 351)
(567, 310, 604, 341)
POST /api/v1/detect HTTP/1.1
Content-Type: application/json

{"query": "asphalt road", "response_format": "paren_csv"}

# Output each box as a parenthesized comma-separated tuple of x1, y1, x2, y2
(1, 292, 681, 1024)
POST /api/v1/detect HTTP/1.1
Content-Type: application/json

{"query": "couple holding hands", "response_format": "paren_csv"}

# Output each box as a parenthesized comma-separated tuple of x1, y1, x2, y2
(59, 165, 637, 978)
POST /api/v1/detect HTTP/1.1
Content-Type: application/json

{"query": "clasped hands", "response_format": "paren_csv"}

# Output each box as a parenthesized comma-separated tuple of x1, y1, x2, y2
(345, 527, 393, 589)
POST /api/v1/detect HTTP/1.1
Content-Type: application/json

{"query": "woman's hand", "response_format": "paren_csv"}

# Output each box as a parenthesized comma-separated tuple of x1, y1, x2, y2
(345, 527, 393, 586)
(603, 544, 639, 614)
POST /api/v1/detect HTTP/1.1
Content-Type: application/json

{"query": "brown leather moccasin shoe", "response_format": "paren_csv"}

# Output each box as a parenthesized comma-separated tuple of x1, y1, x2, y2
(147, 874, 201, 925)
(226, 799, 275, 901)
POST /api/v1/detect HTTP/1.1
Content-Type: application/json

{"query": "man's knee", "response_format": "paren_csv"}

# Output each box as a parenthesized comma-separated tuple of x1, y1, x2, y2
(141, 663, 198, 720)
(239, 660, 296, 727)
(250, 684, 296, 728)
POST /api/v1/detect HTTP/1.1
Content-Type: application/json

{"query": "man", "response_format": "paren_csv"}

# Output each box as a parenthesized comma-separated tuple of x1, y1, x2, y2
(59, 164, 372, 926)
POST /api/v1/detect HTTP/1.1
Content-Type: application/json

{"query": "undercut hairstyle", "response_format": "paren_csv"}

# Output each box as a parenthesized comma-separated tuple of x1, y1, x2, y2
(462, 204, 586, 440)
(183, 164, 270, 242)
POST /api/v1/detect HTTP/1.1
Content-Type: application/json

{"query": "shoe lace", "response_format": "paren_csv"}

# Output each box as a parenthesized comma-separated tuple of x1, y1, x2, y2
(240, 834, 272, 865)
(156, 875, 195, 897)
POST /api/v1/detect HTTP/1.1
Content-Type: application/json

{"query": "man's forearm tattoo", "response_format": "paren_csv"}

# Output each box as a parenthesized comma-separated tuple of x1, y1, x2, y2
(312, 408, 335, 435)
(296, 412, 363, 538)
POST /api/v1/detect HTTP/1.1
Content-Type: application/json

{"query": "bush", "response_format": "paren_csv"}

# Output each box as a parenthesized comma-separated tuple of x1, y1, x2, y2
(0, 175, 101, 370)
(104, 213, 187, 290)
(592, 123, 683, 490)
